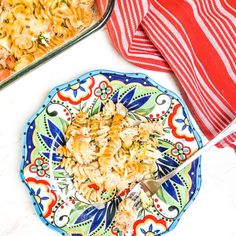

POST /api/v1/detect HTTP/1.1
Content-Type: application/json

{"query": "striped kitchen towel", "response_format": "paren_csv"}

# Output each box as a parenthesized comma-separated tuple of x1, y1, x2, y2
(98, 0, 236, 149)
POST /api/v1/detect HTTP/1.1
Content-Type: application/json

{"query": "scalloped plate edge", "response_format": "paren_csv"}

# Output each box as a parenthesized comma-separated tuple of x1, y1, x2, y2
(20, 69, 203, 236)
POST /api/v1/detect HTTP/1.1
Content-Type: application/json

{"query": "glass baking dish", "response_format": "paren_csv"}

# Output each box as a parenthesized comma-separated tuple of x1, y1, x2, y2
(0, 0, 114, 90)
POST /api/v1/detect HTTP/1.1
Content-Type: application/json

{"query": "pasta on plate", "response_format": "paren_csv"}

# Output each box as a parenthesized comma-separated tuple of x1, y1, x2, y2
(57, 101, 162, 203)
(0, 0, 96, 81)
(114, 188, 154, 233)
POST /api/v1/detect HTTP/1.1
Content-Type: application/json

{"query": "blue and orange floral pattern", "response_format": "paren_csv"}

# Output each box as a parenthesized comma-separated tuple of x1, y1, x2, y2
(58, 77, 95, 105)
(168, 104, 195, 141)
(29, 157, 49, 177)
(133, 215, 167, 236)
(94, 81, 113, 100)
(21, 70, 202, 236)
(26, 178, 57, 218)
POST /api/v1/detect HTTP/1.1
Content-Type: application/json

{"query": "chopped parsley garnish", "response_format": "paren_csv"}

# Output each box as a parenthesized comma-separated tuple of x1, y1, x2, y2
(37, 33, 49, 46)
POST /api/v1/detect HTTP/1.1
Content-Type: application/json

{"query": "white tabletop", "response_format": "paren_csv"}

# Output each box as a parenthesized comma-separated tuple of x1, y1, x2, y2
(0, 28, 235, 236)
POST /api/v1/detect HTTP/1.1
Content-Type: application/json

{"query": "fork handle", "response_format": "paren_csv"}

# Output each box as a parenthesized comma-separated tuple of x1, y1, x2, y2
(158, 118, 236, 185)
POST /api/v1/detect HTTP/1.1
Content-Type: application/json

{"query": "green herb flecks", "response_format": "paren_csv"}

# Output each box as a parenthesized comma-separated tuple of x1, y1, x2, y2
(37, 33, 49, 47)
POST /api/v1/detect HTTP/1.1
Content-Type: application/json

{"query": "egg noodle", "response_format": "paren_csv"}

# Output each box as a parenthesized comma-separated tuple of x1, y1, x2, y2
(0, 0, 95, 81)
(57, 101, 162, 203)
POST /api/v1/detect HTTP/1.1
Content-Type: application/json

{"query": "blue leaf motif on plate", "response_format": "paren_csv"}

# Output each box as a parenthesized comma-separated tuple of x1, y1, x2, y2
(162, 180, 178, 202)
(154, 229, 161, 235)
(42, 152, 62, 162)
(74, 206, 98, 224)
(158, 155, 179, 168)
(120, 87, 136, 106)
(73, 90, 78, 97)
(156, 155, 184, 202)
(140, 228, 146, 234)
(157, 156, 184, 186)
(111, 90, 119, 104)
(40, 134, 62, 162)
(39, 119, 66, 162)
(126, 95, 151, 111)
(36, 188, 41, 195)
(109, 86, 151, 112)
(74, 198, 121, 234)
(89, 208, 106, 233)
(149, 223, 153, 231)
(157, 146, 168, 153)
(47, 119, 65, 146)
(170, 175, 184, 186)
(40, 134, 55, 150)
(175, 119, 184, 123)
(105, 201, 116, 230)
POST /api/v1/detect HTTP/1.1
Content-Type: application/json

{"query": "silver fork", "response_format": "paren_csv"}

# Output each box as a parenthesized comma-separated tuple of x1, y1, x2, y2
(127, 118, 236, 209)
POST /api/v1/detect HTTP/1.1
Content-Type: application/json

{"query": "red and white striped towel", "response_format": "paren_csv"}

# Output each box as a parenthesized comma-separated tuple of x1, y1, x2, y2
(97, 0, 236, 149)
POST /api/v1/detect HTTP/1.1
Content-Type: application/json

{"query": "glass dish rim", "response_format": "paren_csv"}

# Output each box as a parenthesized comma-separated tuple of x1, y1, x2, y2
(0, 0, 115, 91)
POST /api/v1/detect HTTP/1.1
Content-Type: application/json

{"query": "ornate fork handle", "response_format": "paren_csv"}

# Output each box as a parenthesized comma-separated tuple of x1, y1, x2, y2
(141, 118, 236, 194)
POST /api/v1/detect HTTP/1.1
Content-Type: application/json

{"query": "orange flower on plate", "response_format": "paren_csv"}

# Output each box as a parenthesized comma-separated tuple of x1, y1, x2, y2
(168, 104, 195, 141)
(58, 76, 95, 105)
(133, 215, 167, 236)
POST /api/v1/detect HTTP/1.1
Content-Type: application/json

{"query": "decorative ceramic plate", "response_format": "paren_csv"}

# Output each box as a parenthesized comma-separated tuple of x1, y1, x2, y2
(20, 70, 202, 236)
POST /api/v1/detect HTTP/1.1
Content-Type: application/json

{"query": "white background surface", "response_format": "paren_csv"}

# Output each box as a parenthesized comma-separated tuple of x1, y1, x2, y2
(0, 28, 235, 236)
